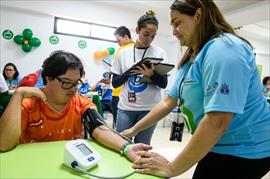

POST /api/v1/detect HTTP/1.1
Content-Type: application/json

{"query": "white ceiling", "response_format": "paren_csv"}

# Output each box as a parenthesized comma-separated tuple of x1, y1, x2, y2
(93, 0, 269, 41)
(1, 0, 269, 41)
(96, 0, 264, 18)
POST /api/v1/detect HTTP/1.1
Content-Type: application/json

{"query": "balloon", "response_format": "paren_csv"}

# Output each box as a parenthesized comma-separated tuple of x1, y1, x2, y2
(94, 51, 103, 60)
(23, 28, 33, 40)
(13, 29, 41, 52)
(22, 44, 32, 52)
(107, 47, 115, 55)
(29, 37, 41, 47)
(102, 50, 109, 57)
(14, 35, 24, 44)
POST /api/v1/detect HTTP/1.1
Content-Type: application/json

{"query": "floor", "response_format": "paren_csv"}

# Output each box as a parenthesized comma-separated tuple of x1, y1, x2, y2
(105, 113, 270, 179)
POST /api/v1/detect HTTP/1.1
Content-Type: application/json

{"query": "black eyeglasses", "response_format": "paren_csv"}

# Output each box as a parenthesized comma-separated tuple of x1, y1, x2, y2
(55, 77, 82, 90)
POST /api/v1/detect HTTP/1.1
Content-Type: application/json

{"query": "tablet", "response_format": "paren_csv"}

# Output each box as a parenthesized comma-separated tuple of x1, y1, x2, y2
(124, 57, 163, 74)
(139, 57, 163, 68)
(154, 63, 175, 74)
(139, 63, 175, 83)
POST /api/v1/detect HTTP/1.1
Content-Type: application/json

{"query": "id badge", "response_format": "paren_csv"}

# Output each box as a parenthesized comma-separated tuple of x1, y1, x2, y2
(170, 121, 184, 142)
(128, 90, 136, 103)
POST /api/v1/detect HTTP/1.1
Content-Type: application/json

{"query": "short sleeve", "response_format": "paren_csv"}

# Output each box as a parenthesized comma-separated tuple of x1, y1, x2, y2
(0, 74, 8, 93)
(168, 63, 190, 101)
(95, 84, 101, 91)
(78, 95, 96, 114)
(202, 40, 253, 114)
(111, 49, 123, 75)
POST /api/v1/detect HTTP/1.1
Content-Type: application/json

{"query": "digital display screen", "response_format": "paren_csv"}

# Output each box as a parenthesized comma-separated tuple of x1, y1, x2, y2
(76, 144, 92, 156)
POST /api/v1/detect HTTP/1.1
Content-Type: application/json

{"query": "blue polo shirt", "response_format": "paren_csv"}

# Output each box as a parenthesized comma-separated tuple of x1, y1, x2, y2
(6, 76, 21, 88)
(169, 33, 270, 159)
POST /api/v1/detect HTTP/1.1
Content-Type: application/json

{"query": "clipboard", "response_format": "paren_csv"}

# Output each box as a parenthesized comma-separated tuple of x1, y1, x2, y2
(123, 57, 163, 75)
(139, 63, 175, 83)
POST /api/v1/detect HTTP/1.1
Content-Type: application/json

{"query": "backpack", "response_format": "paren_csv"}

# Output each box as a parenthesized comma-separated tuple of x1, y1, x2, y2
(19, 70, 41, 87)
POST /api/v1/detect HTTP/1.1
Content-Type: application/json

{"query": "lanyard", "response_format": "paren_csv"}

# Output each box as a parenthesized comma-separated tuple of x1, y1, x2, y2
(178, 61, 193, 106)
(130, 45, 148, 91)
(133, 45, 148, 63)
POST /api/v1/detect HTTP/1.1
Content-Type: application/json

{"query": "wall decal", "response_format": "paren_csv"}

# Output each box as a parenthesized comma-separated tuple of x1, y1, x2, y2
(13, 28, 41, 52)
(2, 29, 13, 40)
(49, 35, 59, 45)
(78, 40, 87, 49)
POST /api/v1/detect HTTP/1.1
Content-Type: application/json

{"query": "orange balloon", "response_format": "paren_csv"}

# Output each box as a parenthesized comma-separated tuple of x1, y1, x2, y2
(94, 51, 103, 60)
(102, 50, 109, 57)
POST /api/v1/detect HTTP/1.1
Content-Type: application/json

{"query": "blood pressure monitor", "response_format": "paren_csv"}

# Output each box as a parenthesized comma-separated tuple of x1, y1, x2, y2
(64, 139, 101, 170)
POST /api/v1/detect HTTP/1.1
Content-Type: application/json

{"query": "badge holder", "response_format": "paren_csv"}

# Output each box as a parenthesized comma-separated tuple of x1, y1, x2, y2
(128, 90, 136, 103)
(170, 109, 185, 142)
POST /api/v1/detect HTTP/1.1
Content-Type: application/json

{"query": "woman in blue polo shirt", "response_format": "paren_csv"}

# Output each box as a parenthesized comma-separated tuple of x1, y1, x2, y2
(121, 0, 270, 178)
(3, 63, 21, 90)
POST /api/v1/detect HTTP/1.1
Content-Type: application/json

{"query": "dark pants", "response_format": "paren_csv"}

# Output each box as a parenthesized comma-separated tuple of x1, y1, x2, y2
(101, 100, 113, 114)
(0, 93, 12, 117)
(193, 152, 270, 179)
(111, 96, 119, 129)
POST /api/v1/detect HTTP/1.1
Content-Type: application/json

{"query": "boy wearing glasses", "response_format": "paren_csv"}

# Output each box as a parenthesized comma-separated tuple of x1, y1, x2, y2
(0, 51, 152, 162)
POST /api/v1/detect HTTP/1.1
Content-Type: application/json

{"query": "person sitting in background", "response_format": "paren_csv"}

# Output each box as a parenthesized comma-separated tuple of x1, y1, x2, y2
(263, 76, 270, 97)
(89, 71, 113, 116)
(3, 63, 21, 90)
(78, 78, 91, 95)
(0, 50, 152, 163)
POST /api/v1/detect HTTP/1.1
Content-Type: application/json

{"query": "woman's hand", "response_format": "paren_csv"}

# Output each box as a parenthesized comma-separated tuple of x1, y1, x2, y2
(15, 87, 46, 101)
(120, 128, 137, 139)
(133, 151, 174, 177)
(125, 143, 153, 162)
(131, 64, 155, 77)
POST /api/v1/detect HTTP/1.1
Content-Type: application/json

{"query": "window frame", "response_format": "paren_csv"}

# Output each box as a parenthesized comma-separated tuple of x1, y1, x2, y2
(54, 17, 117, 43)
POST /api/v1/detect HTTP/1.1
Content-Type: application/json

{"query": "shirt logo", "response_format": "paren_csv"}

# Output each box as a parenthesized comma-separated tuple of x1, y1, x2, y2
(206, 81, 219, 96)
(220, 83, 230, 95)
(128, 74, 147, 93)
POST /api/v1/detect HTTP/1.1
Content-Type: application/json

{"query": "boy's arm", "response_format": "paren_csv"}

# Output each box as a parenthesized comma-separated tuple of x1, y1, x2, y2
(92, 125, 152, 162)
(0, 87, 46, 151)
(89, 80, 102, 91)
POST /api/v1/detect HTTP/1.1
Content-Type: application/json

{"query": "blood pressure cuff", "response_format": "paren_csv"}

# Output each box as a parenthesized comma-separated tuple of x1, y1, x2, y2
(82, 108, 104, 139)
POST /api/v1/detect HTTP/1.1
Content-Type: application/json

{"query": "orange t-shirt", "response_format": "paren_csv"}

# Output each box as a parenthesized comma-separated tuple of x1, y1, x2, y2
(20, 95, 95, 144)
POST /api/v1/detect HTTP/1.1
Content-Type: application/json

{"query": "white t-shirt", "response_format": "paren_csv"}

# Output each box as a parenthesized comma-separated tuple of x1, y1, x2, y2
(0, 74, 8, 93)
(111, 44, 168, 111)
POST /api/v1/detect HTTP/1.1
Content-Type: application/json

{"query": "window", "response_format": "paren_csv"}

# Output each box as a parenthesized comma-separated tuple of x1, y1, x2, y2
(91, 24, 117, 41)
(54, 17, 117, 42)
